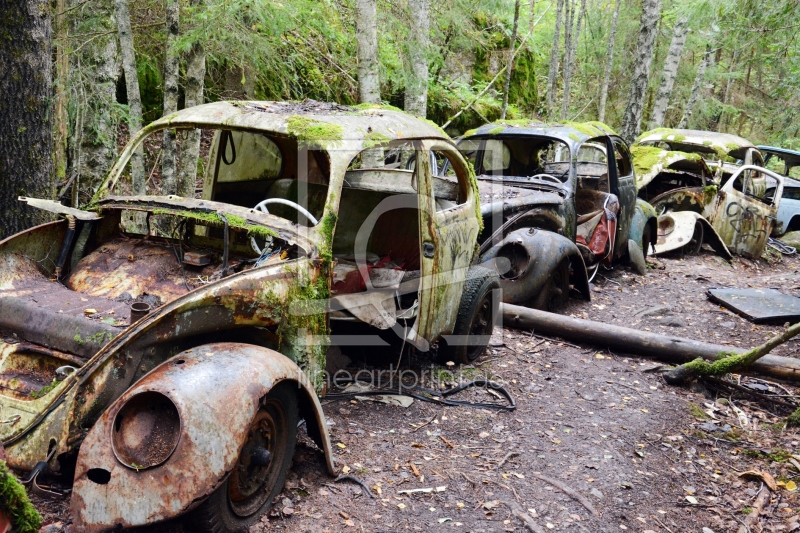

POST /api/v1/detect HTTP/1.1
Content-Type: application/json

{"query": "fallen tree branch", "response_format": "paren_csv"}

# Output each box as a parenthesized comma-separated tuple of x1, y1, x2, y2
(494, 451, 520, 470)
(501, 304, 800, 382)
(736, 485, 770, 533)
(501, 500, 546, 533)
(663, 321, 800, 385)
(531, 473, 599, 517)
(704, 377, 798, 409)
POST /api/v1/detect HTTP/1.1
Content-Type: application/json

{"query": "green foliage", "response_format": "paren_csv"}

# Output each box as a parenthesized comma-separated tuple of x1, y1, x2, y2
(0, 461, 41, 533)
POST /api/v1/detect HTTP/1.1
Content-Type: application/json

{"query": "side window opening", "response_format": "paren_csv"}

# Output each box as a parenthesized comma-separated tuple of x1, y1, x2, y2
(575, 140, 610, 193)
(330, 140, 423, 301)
(431, 150, 467, 212)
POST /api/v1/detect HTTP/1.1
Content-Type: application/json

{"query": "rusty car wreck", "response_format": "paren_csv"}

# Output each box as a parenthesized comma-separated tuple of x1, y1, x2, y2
(456, 120, 658, 309)
(631, 128, 782, 258)
(0, 101, 498, 531)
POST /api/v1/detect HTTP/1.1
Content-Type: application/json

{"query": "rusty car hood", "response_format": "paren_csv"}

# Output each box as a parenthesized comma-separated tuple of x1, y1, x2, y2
(631, 145, 713, 189)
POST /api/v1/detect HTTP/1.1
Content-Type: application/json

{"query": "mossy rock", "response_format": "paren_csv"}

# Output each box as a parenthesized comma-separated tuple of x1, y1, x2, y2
(0, 460, 41, 533)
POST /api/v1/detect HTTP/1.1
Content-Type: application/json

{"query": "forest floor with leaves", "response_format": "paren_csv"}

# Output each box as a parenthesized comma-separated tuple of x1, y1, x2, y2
(32, 247, 800, 533)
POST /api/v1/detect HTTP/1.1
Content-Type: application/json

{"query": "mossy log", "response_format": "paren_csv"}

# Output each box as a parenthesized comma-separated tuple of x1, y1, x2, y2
(501, 304, 800, 382)
(663, 321, 800, 385)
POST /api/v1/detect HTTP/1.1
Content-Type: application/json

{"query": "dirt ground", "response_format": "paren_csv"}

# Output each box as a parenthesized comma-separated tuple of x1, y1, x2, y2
(31, 247, 800, 533)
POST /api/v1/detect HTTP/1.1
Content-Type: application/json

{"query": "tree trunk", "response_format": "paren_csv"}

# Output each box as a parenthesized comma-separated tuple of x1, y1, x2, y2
(69, 0, 121, 206)
(501, 304, 800, 382)
(115, 0, 145, 195)
(597, 0, 621, 123)
(404, 0, 429, 117)
(678, 45, 712, 128)
(178, 1, 206, 199)
(161, 0, 180, 195)
(649, 16, 689, 129)
(355, 0, 380, 104)
(562, 0, 586, 120)
(0, 0, 54, 239)
(500, 0, 521, 119)
(545, 0, 564, 118)
(54, 0, 70, 199)
(224, 64, 255, 99)
(560, 0, 573, 120)
(178, 37, 206, 198)
(620, 0, 661, 143)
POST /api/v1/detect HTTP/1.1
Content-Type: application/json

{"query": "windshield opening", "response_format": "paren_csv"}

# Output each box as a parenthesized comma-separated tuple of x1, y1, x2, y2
(111, 127, 331, 228)
(460, 136, 572, 183)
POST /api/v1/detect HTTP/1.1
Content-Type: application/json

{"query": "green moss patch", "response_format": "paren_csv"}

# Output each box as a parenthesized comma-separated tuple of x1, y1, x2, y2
(0, 461, 41, 533)
(353, 103, 403, 112)
(30, 379, 62, 399)
(151, 209, 278, 240)
(363, 132, 390, 149)
(286, 116, 344, 148)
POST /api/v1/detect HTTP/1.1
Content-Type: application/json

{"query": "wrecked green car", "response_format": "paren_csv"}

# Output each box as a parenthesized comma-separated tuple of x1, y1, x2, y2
(0, 101, 496, 532)
(632, 128, 782, 258)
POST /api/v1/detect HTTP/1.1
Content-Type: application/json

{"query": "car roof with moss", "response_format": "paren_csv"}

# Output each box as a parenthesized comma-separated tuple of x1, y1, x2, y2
(461, 120, 619, 146)
(636, 128, 755, 159)
(149, 100, 449, 147)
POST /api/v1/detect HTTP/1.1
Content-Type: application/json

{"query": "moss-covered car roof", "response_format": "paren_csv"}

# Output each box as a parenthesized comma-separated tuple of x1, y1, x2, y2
(462, 120, 618, 146)
(636, 128, 755, 158)
(150, 100, 448, 144)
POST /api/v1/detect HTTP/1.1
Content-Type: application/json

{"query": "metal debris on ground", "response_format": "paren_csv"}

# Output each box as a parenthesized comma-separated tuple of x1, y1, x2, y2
(707, 287, 800, 323)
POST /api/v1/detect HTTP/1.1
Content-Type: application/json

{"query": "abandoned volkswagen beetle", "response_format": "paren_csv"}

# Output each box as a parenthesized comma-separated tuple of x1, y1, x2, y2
(631, 129, 782, 258)
(0, 101, 497, 532)
(455, 121, 658, 309)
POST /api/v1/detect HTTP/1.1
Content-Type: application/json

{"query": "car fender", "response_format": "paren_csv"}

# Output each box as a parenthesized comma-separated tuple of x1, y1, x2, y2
(70, 343, 335, 532)
(629, 199, 658, 253)
(773, 198, 800, 236)
(653, 211, 732, 259)
(479, 228, 590, 305)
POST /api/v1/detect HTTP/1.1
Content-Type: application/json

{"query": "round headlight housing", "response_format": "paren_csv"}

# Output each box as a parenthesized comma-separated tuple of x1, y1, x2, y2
(112, 391, 181, 470)
(496, 242, 529, 280)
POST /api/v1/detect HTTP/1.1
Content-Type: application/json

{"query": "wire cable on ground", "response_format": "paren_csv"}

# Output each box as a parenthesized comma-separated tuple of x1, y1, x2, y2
(324, 378, 515, 411)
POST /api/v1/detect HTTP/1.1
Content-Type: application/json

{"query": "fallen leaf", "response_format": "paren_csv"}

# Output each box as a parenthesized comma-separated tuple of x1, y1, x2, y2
(739, 470, 778, 491)
(83, 308, 97, 315)
(342, 465, 351, 474)
(336, 442, 346, 449)
(685, 496, 698, 504)
(786, 480, 797, 492)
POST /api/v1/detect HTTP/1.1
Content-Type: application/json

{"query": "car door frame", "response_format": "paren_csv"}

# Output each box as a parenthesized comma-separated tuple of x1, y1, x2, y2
(606, 136, 637, 258)
(710, 165, 784, 257)
(411, 139, 481, 349)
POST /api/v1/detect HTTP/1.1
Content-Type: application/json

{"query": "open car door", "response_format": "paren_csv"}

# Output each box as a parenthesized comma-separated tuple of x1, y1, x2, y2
(710, 165, 784, 258)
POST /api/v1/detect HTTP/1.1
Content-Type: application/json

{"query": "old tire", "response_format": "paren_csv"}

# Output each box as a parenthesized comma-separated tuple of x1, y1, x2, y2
(533, 259, 570, 312)
(442, 266, 500, 365)
(190, 382, 298, 533)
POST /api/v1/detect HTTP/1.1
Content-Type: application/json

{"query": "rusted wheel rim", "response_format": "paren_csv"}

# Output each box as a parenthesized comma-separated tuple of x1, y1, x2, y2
(227, 402, 283, 516)
(467, 296, 494, 360)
